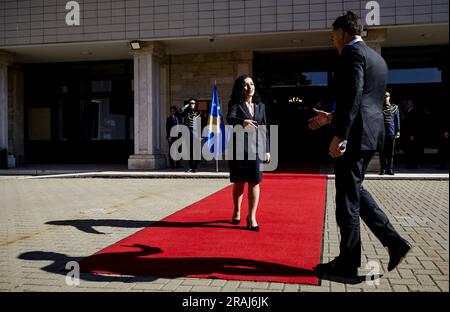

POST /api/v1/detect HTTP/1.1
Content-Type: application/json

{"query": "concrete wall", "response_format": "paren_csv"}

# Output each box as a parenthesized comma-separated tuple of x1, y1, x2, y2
(0, 0, 448, 47)
(168, 50, 252, 118)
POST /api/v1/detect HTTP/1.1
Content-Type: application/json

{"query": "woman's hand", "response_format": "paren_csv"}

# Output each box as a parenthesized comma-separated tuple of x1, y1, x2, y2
(243, 119, 258, 131)
(264, 153, 271, 163)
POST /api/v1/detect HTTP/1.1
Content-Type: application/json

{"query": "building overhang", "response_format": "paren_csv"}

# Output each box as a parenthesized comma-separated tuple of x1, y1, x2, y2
(0, 24, 447, 64)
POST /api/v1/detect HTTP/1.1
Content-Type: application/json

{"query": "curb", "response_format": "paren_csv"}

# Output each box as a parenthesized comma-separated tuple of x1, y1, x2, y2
(0, 170, 446, 180)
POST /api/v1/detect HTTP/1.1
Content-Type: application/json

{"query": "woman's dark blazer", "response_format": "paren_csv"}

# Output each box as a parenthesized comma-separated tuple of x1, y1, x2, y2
(226, 101, 270, 183)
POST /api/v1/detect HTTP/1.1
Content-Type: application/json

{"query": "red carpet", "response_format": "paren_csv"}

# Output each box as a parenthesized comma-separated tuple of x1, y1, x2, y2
(80, 174, 327, 285)
(273, 163, 322, 174)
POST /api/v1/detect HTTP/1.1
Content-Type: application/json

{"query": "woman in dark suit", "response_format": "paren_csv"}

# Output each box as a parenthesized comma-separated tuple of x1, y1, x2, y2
(226, 75, 270, 231)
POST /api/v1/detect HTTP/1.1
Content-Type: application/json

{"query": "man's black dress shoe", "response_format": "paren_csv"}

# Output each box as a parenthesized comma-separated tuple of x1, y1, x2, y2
(313, 258, 358, 277)
(231, 218, 240, 225)
(379, 170, 385, 175)
(386, 170, 395, 175)
(388, 239, 413, 271)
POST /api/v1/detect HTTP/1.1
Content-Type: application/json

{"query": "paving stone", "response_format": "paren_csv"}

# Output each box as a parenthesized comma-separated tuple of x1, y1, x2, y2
(239, 281, 269, 289)
(220, 281, 240, 292)
(283, 284, 299, 292)
(389, 278, 420, 285)
(416, 274, 437, 286)
(131, 283, 165, 291)
(407, 285, 441, 292)
(181, 279, 212, 286)
(392, 284, 409, 292)
(268, 282, 284, 290)
(174, 285, 193, 292)
(435, 280, 449, 292)
(210, 279, 227, 287)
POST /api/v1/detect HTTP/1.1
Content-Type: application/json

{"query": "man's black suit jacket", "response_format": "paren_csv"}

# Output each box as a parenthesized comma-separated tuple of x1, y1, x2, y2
(166, 115, 181, 140)
(330, 41, 388, 152)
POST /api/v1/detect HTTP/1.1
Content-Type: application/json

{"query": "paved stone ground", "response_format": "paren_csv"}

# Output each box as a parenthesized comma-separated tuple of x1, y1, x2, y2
(0, 176, 448, 292)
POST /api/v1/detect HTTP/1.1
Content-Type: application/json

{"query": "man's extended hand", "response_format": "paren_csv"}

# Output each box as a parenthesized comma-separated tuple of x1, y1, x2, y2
(329, 136, 345, 158)
(308, 108, 332, 130)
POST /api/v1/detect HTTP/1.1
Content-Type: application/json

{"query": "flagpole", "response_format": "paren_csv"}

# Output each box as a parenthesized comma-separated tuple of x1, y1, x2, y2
(207, 79, 223, 173)
(215, 80, 218, 173)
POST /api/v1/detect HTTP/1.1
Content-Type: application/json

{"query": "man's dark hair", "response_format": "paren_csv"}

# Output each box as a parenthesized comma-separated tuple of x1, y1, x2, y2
(332, 11, 363, 36)
(169, 106, 178, 111)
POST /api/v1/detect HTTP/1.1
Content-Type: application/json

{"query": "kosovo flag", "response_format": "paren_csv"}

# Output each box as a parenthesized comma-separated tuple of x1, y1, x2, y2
(206, 82, 226, 155)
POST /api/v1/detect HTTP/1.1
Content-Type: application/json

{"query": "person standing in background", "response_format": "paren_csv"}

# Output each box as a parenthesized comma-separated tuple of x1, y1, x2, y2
(379, 92, 401, 175)
(180, 98, 202, 173)
(166, 106, 182, 169)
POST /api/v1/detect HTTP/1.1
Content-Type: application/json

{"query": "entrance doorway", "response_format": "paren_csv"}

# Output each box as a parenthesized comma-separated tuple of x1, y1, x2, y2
(254, 50, 337, 170)
(24, 61, 134, 163)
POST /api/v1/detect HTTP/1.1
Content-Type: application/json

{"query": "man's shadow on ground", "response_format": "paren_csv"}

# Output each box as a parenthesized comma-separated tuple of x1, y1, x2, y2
(46, 219, 249, 234)
(38, 219, 382, 285)
(19, 244, 318, 283)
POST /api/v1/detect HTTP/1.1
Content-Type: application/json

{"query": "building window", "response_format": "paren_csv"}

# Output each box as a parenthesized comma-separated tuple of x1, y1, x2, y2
(90, 98, 126, 140)
(302, 72, 328, 86)
(387, 68, 442, 84)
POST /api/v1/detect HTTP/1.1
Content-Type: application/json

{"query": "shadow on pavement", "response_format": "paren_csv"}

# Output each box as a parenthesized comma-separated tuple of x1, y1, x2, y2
(18, 244, 318, 283)
(42, 219, 380, 285)
(46, 219, 252, 234)
(18, 250, 158, 283)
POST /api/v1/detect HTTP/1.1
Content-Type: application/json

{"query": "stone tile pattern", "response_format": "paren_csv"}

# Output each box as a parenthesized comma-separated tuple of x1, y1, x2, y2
(0, 177, 448, 292)
(0, 0, 448, 47)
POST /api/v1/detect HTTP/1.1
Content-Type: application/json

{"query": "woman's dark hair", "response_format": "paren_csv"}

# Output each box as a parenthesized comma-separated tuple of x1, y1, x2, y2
(332, 11, 363, 36)
(229, 75, 261, 105)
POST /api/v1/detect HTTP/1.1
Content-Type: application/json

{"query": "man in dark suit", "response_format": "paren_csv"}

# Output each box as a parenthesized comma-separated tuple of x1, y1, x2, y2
(166, 106, 182, 169)
(308, 11, 412, 277)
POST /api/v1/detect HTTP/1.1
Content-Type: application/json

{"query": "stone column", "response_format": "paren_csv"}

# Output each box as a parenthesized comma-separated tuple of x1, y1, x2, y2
(0, 51, 13, 167)
(8, 64, 24, 167)
(128, 42, 167, 170)
(365, 29, 386, 173)
(159, 59, 170, 163)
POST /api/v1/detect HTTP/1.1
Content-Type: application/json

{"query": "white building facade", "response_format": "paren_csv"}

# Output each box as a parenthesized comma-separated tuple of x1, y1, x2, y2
(0, 0, 448, 169)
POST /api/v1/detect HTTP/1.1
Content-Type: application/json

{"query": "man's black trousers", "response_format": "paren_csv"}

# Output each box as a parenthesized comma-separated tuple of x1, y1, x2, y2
(334, 150, 403, 268)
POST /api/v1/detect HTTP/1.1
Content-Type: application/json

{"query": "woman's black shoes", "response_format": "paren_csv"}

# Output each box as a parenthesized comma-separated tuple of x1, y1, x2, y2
(231, 218, 240, 225)
(231, 215, 260, 231)
(246, 216, 259, 232)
